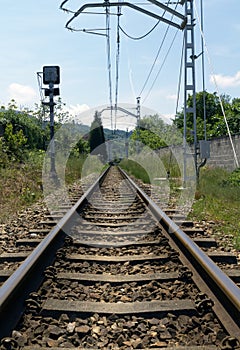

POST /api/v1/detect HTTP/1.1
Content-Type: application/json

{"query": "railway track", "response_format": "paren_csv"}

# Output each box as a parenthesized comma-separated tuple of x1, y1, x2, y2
(0, 166, 239, 349)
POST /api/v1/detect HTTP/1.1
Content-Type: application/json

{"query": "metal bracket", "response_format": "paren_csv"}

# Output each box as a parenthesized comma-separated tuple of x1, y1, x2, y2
(60, 1, 187, 31)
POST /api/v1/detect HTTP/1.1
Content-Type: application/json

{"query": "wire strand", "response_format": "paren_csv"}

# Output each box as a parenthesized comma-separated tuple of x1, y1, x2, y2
(138, 0, 177, 97)
(175, 33, 184, 117)
(139, 24, 171, 97)
(142, 29, 179, 104)
(119, 20, 160, 41)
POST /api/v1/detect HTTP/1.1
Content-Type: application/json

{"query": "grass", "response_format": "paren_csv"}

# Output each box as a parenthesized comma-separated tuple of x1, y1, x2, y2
(120, 158, 240, 249)
(189, 167, 240, 249)
(65, 154, 88, 184)
(1, 148, 239, 250)
(0, 152, 44, 223)
(0, 152, 101, 223)
(119, 159, 151, 183)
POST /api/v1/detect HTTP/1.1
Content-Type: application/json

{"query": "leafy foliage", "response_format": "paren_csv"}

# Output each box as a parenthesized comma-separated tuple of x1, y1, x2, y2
(130, 114, 182, 151)
(223, 168, 240, 187)
(4, 123, 27, 161)
(0, 102, 45, 150)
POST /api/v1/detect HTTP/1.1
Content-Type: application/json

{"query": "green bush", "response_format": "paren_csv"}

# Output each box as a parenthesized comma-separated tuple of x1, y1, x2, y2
(224, 168, 240, 186)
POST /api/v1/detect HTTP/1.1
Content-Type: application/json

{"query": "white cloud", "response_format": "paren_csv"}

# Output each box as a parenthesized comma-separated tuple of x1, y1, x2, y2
(162, 113, 175, 124)
(68, 103, 90, 116)
(8, 83, 37, 104)
(65, 103, 91, 124)
(166, 94, 177, 101)
(210, 71, 240, 88)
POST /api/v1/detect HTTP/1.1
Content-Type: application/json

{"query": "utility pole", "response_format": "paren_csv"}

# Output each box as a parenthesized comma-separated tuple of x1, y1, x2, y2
(183, 0, 210, 183)
(183, 0, 197, 183)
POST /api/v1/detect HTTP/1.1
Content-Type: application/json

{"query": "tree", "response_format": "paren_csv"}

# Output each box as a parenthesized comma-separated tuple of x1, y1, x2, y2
(131, 114, 182, 151)
(0, 102, 45, 150)
(4, 123, 27, 161)
(89, 111, 107, 161)
(174, 91, 239, 141)
(75, 137, 89, 154)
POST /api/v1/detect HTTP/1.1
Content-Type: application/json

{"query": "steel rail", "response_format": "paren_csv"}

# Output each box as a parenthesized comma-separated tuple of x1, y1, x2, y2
(0, 167, 110, 338)
(120, 167, 240, 339)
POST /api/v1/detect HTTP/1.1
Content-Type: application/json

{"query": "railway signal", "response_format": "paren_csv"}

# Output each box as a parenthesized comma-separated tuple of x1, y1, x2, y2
(42, 66, 60, 180)
(43, 65, 60, 85)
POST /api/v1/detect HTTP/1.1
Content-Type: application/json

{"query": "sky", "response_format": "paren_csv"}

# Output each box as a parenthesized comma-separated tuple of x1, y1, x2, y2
(0, 0, 240, 129)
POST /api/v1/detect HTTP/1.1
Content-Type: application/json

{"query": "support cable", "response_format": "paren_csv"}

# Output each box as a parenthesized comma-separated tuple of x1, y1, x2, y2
(193, 1, 239, 168)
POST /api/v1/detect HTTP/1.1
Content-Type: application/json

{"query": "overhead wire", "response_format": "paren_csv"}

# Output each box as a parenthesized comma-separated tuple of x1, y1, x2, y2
(61, 0, 184, 132)
(138, 25, 171, 97)
(138, 0, 177, 98)
(119, 20, 160, 41)
(200, 0, 207, 141)
(142, 28, 179, 104)
(193, 1, 239, 168)
(114, 3, 121, 131)
(105, 0, 113, 130)
(175, 33, 184, 117)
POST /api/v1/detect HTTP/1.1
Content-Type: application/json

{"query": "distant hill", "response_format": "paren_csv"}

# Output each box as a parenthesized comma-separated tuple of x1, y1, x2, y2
(73, 123, 132, 141)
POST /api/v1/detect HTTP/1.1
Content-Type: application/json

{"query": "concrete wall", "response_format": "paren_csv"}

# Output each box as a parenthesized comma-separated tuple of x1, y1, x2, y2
(156, 134, 240, 173)
(207, 134, 240, 171)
